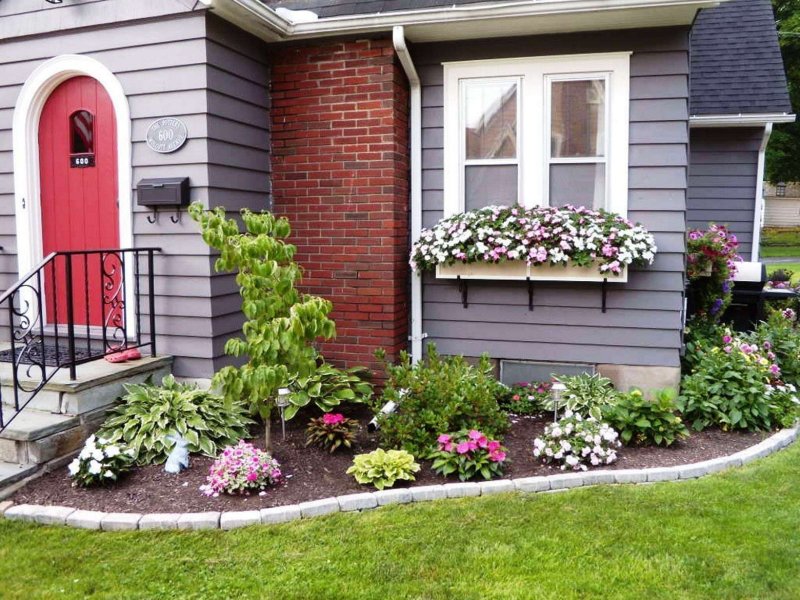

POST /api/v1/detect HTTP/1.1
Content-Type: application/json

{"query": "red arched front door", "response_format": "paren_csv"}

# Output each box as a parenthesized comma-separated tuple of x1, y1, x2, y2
(38, 76, 119, 327)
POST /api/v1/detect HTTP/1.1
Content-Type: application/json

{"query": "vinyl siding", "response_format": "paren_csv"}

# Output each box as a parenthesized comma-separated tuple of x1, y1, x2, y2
(414, 27, 689, 369)
(0, 9, 271, 377)
(687, 127, 763, 258)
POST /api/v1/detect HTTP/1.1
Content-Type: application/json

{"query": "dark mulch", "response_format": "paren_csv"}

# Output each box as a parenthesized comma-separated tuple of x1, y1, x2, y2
(0, 343, 94, 367)
(12, 405, 770, 513)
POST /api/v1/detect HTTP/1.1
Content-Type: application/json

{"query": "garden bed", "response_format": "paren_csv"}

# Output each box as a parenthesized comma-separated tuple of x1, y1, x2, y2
(11, 405, 769, 514)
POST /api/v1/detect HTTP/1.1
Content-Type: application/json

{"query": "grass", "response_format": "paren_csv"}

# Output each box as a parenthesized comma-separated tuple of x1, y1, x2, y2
(761, 227, 800, 258)
(761, 246, 800, 258)
(1, 444, 799, 599)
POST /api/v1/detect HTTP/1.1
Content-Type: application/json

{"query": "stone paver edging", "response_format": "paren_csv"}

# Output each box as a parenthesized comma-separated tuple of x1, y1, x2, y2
(2, 425, 797, 531)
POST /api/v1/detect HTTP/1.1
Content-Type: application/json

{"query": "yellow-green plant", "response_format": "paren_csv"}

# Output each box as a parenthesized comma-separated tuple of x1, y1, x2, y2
(189, 203, 336, 449)
(346, 449, 420, 490)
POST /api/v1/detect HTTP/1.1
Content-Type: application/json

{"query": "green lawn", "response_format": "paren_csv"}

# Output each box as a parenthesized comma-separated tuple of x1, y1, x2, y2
(761, 245, 800, 258)
(1, 443, 799, 599)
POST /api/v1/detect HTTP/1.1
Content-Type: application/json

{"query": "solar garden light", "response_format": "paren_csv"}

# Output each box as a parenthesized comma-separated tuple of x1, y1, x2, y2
(550, 381, 566, 423)
(275, 388, 291, 441)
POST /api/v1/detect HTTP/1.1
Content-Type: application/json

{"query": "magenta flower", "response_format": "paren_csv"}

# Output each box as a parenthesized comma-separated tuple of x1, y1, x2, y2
(487, 440, 501, 452)
(322, 413, 345, 425)
(489, 450, 506, 463)
(456, 441, 471, 455)
(722, 335, 732, 344)
(437, 434, 451, 445)
(467, 430, 482, 441)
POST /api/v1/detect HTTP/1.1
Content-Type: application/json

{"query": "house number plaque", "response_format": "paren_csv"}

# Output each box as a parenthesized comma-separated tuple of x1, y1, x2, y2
(146, 118, 188, 154)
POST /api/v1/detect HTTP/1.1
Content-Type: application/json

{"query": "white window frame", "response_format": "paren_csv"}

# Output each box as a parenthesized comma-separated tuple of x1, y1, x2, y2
(443, 52, 631, 218)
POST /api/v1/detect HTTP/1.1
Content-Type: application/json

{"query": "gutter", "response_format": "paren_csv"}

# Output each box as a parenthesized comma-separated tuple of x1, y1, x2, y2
(209, 0, 721, 42)
(690, 113, 796, 127)
(751, 124, 773, 263)
(393, 26, 426, 363)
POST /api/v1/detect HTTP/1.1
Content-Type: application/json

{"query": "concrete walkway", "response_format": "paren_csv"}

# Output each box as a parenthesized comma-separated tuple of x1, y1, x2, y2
(762, 256, 800, 264)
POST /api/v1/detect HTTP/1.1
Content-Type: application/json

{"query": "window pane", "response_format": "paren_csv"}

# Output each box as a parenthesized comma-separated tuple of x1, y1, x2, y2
(551, 80, 605, 158)
(464, 81, 517, 160)
(70, 110, 94, 154)
(549, 163, 605, 210)
(465, 165, 518, 210)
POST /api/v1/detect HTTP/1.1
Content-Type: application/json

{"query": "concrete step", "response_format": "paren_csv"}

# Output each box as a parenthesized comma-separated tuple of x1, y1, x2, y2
(0, 461, 37, 490)
(1, 355, 173, 415)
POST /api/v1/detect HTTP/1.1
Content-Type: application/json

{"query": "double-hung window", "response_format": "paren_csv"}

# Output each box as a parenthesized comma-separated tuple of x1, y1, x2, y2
(443, 52, 630, 217)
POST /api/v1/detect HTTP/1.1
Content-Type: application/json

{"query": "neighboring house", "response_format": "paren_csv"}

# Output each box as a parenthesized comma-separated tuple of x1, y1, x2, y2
(0, 0, 792, 392)
(764, 182, 800, 227)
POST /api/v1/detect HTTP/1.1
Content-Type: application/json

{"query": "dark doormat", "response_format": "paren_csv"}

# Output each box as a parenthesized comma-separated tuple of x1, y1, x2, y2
(0, 343, 94, 367)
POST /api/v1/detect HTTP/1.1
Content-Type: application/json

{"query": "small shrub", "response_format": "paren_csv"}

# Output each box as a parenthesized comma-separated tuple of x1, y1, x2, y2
(497, 381, 551, 415)
(766, 383, 800, 429)
(97, 375, 253, 465)
(373, 345, 508, 456)
(679, 335, 778, 431)
(200, 441, 281, 497)
(429, 430, 508, 481)
(285, 361, 373, 420)
(305, 413, 359, 453)
(769, 268, 794, 283)
(546, 372, 618, 419)
(533, 412, 621, 471)
(346, 449, 420, 490)
(747, 309, 800, 386)
(602, 388, 689, 447)
(68, 435, 135, 487)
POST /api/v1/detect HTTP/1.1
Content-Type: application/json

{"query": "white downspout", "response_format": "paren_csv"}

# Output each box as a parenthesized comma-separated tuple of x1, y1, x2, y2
(752, 123, 773, 262)
(393, 26, 426, 362)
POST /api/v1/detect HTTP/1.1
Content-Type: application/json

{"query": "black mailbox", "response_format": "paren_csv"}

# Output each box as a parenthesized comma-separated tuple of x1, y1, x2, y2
(137, 177, 190, 208)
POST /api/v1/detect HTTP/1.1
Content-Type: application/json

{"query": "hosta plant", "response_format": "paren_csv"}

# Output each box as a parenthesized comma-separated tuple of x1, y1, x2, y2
(285, 361, 373, 420)
(497, 381, 551, 415)
(429, 430, 508, 481)
(305, 413, 359, 453)
(200, 440, 282, 497)
(602, 388, 689, 447)
(97, 375, 253, 465)
(545, 372, 618, 420)
(533, 412, 621, 471)
(410, 204, 657, 276)
(68, 435, 135, 487)
(346, 448, 420, 490)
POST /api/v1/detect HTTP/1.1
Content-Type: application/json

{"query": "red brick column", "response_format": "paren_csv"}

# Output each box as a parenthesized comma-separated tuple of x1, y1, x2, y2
(270, 39, 410, 372)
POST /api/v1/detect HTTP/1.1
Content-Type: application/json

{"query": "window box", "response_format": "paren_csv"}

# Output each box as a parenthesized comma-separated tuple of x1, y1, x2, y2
(436, 261, 628, 283)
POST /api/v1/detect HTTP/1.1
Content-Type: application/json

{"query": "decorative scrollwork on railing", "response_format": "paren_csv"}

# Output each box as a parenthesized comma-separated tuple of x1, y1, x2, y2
(101, 251, 127, 352)
(9, 281, 49, 395)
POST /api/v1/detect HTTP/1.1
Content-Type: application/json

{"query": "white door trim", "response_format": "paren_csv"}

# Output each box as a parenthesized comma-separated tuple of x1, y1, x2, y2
(12, 54, 135, 335)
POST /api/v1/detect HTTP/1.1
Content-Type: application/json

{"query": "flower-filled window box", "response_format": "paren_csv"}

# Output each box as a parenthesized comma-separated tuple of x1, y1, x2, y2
(411, 205, 657, 283)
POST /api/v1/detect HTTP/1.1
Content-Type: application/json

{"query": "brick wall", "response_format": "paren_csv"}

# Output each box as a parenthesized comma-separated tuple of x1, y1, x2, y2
(270, 39, 410, 373)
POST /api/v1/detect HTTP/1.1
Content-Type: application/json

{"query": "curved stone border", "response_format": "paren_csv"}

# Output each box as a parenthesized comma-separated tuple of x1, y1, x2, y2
(2, 425, 797, 531)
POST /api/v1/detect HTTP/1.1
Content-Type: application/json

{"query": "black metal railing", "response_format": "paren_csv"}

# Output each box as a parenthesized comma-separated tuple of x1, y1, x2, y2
(0, 248, 160, 433)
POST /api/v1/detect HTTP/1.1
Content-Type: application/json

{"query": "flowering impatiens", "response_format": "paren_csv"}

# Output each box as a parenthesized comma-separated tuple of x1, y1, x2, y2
(200, 440, 281, 497)
(429, 429, 508, 481)
(68, 434, 135, 487)
(410, 205, 657, 275)
(533, 412, 621, 471)
(686, 223, 741, 320)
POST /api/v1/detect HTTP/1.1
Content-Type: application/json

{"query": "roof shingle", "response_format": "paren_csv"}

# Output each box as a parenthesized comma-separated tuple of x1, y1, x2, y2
(690, 0, 791, 116)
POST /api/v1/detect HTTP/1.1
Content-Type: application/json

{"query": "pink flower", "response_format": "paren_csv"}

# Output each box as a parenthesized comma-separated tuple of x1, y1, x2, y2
(322, 413, 345, 425)
(467, 430, 483, 441)
(487, 440, 501, 452)
(437, 434, 451, 445)
(456, 441, 471, 455)
(722, 335, 732, 344)
(489, 450, 506, 463)
(723, 345, 732, 354)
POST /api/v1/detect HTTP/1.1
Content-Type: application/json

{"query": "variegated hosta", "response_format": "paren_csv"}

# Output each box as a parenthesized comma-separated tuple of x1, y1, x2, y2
(410, 205, 657, 275)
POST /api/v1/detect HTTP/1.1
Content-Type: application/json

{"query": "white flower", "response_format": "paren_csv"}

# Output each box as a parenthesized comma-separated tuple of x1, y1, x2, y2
(566, 455, 579, 467)
(79, 446, 93, 460)
(104, 470, 115, 478)
(91, 449, 105, 462)
(105, 445, 120, 458)
(68, 459, 81, 475)
(97, 437, 109, 445)
(88, 460, 102, 475)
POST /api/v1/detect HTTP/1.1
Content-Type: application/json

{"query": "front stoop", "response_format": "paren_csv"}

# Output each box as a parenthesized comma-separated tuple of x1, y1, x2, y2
(0, 355, 172, 493)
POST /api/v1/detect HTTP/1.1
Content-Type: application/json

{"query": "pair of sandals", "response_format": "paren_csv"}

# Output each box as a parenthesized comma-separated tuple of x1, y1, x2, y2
(105, 348, 142, 364)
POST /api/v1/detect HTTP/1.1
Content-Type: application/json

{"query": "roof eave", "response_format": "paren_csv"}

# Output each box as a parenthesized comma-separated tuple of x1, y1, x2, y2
(690, 113, 797, 127)
(209, 0, 723, 43)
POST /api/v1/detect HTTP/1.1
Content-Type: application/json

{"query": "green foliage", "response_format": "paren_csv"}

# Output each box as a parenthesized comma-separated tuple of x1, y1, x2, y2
(285, 361, 372, 420)
(767, 0, 800, 182)
(747, 310, 800, 386)
(682, 317, 724, 375)
(766, 383, 800, 428)
(304, 414, 359, 453)
(679, 346, 773, 432)
(97, 375, 253, 465)
(428, 430, 507, 481)
(496, 381, 551, 415)
(547, 372, 618, 420)
(373, 345, 508, 456)
(346, 448, 420, 490)
(189, 202, 336, 425)
(602, 388, 689, 447)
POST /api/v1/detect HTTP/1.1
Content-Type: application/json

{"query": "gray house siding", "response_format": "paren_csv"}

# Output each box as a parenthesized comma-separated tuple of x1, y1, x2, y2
(413, 27, 689, 369)
(687, 127, 763, 258)
(0, 7, 270, 377)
